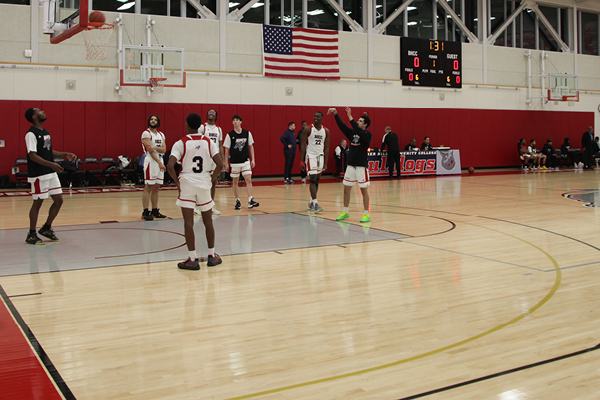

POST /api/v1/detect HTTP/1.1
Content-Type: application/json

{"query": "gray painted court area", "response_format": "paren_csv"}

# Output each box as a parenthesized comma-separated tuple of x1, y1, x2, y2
(0, 213, 406, 277)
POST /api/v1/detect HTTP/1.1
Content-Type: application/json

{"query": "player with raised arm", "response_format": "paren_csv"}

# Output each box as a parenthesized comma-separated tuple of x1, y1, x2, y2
(141, 115, 167, 221)
(167, 113, 224, 270)
(327, 107, 372, 223)
(300, 111, 330, 213)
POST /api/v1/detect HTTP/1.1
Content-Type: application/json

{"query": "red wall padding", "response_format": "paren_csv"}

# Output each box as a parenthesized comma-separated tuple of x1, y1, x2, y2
(0, 100, 593, 178)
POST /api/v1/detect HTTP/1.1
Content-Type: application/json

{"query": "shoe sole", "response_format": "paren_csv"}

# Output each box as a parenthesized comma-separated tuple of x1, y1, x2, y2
(178, 265, 200, 270)
(336, 215, 349, 221)
(360, 218, 371, 223)
(314, 207, 323, 213)
(26, 241, 45, 245)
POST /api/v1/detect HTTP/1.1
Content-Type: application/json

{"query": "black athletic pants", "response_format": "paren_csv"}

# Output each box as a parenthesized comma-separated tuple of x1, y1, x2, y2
(387, 151, 401, 178)
(284, 153, 295, 180)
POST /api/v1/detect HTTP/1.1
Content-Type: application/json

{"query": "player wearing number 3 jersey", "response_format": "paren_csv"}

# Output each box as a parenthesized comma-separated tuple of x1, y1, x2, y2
(168, 113, 224, 270)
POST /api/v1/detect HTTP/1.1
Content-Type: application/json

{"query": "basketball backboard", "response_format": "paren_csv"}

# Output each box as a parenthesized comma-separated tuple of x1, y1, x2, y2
(45, 0, 89, 44)
(120, 46, 186, 88)
(548, 74, 579, 102)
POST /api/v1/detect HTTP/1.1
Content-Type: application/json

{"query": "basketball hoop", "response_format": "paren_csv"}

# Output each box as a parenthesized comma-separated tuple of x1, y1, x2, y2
(82, 22, 114, 61)
(149, 77, 167, 94)
(548, 89, 579, 102)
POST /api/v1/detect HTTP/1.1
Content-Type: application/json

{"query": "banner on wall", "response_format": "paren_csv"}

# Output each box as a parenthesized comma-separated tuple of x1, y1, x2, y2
(367, 150, 461, 176)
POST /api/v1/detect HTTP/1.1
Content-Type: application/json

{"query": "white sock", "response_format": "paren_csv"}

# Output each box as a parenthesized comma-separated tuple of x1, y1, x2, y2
(248, 196, 253, 202)
(343, 207, 349, 213)
(311, 199, 316, 204)
(208, 248, 215, 257)
(364, 210, 369, 215)
(189, 250, 197, 260)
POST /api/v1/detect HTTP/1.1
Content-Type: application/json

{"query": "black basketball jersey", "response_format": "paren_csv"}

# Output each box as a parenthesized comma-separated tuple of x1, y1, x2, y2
(26, 126, 55, 178)
(227, 129, 250, 164)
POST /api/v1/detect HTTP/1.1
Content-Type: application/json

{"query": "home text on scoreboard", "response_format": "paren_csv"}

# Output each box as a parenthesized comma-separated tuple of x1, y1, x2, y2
(401, 37, 462, 88)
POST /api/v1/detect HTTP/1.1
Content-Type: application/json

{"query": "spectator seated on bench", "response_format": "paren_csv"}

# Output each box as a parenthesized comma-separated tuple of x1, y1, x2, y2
(528, 139, 547, 170)
(518, 138, 534, 171)
(560, 137, 583, 168)
(541, 139, 560, 170)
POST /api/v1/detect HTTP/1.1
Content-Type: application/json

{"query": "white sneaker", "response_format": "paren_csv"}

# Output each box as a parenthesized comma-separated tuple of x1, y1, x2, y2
(212, 207, 221, 215)
(194, 207, 201, 216)
(578, 162, 584, 168)
(301, 178, 306, 184)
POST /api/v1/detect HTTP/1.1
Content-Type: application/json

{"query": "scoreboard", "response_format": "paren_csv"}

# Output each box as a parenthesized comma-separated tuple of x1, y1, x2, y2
(401, 37, 462, 88)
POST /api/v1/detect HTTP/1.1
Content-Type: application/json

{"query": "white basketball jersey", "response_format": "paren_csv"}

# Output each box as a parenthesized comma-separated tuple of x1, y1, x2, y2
(306, 125, 326, 157)
(170, 134, 219, 189)
(199, 123, 222, 146)
(141, 129, 165, 157)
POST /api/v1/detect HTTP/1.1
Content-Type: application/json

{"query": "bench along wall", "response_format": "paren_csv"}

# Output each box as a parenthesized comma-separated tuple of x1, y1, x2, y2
(1, 100, 593, 178)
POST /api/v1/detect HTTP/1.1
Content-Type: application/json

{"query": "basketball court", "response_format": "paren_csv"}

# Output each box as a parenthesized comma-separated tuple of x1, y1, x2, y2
(2, 170, 600, 399)
(3, 2, 599, 399)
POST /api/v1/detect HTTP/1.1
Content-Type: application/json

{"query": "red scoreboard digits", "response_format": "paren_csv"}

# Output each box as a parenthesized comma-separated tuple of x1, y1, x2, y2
(401, 37, 462, 88)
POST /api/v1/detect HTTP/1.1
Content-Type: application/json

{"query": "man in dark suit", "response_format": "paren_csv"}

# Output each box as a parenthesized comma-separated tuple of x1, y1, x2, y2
(581, 126, 595, 170)
(381, 126, 400, 178)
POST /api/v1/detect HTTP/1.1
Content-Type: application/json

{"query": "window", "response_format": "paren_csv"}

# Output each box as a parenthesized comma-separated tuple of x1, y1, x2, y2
(581, 12, 598, 55)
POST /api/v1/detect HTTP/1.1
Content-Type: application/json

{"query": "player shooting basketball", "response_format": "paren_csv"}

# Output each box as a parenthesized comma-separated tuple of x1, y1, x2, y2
(327, 107, 372, 223)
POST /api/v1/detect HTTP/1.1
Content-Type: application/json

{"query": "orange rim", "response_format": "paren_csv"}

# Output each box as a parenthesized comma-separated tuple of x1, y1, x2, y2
(86, 22, 114, 30)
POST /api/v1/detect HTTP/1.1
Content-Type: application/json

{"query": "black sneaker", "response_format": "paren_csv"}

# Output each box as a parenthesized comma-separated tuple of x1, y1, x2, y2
(152, 208, 167, 219)
(38, 226, 59, 241)
(142, 210, 154, 221)
(248, 199, 260, 209)
(207, 254, 222, 267)
(234, 199, 242, 210)
(178, 258, 200, 270)
(26, 232, 44, 245)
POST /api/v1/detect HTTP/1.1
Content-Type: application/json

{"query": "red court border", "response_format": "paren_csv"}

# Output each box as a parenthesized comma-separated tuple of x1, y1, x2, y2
(0, 286, 73, 400)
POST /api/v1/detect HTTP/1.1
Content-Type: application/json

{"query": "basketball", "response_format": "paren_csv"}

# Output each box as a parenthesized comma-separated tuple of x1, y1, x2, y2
(468, 167, 475, 174)
(89, 10, 106, 23)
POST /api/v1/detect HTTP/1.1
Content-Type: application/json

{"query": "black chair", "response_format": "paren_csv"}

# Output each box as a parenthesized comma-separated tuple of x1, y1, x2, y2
(54, 157, 72, 188)
(14, 158, 29, 187)
(131, 155, 144, 185)
(101, 156, 121, 186)
(83, 157, 103, 186)
(72, 158, 87, 187)
(118, 155, 136, 186)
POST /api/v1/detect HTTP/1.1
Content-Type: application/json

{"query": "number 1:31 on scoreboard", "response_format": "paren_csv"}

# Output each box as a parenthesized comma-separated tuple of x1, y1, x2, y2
(401, 37, 462, 88)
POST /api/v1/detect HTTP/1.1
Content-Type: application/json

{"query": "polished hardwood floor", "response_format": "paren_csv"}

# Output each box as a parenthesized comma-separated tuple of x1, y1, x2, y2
(1, 170, 600, 400)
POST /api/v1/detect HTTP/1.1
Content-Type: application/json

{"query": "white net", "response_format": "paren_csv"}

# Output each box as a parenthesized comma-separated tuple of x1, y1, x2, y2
(150, 78, 167, 94)
(82, 23, 114, 61)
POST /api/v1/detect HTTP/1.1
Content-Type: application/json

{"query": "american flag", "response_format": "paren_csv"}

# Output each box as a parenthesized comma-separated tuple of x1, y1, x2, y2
(263, 25, 340, 80)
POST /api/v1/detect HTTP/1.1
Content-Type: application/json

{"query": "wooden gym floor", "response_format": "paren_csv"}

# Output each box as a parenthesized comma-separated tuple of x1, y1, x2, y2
(1, 169, 600, 400)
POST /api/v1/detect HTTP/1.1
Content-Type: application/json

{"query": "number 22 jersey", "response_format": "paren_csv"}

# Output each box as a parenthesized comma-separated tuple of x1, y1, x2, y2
(170, 134, 219, 189)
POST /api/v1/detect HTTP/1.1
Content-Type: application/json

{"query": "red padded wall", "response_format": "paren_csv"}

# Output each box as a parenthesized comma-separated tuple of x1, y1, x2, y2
(0, 100, 594, 179)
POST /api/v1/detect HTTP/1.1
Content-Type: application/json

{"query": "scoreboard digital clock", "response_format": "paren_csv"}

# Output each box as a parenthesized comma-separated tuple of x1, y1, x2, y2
(401, 37, 462, 88)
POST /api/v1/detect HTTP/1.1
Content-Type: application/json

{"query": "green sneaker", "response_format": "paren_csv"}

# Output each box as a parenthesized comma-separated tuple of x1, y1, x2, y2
(336, 212, 350, 221)
(360, 214, 371, 223)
